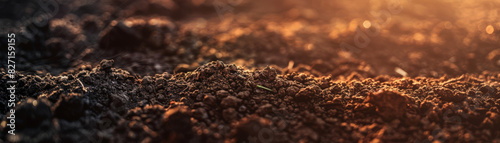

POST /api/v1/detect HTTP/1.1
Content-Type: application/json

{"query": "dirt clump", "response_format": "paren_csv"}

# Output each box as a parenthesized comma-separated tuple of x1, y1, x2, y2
(365, 89, 413, 120)
(1, 61, 500, 142)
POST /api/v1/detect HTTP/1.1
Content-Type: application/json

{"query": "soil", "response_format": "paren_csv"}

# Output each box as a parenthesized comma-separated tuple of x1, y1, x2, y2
(1, 0, 500, 142)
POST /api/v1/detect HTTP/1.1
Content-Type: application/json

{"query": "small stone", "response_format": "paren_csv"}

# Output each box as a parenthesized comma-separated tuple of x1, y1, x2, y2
(110, 93, 129, 108)
(238, 105, 247, 112)
(221, 96, 242, 108)
(216, 90, 230, 97)
(99, 59, 114, 72)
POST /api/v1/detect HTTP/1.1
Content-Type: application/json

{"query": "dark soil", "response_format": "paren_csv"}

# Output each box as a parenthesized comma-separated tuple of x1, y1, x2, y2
(1, 0, 500, 142)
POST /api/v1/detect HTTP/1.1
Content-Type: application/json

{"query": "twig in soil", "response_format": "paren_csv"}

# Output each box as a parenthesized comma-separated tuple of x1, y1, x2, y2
(77, 79, 88, 93)
(237, 74, 246, 79)
(256, 85, 274, 92)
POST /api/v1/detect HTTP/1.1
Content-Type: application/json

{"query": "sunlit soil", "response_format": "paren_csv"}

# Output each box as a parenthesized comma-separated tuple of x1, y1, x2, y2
(0, 0, 500, 142)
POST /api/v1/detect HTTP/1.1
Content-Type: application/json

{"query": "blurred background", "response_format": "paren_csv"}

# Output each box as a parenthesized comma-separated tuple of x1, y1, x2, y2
(1, 0, 499, 79)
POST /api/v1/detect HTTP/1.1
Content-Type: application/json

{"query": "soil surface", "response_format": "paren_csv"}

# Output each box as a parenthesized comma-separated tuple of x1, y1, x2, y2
(1, 0, 500, 142)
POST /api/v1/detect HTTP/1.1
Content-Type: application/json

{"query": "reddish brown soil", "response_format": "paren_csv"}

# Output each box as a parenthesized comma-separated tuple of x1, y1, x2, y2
(1, 0, 500, 142)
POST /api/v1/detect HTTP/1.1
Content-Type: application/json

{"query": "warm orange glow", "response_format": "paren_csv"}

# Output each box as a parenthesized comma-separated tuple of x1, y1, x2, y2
(363, 20, 371, 29)
(486, 25, 495, 34)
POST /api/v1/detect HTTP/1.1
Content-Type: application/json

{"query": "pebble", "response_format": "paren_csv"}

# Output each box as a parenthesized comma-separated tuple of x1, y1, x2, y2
(216, 90, 230, 97)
